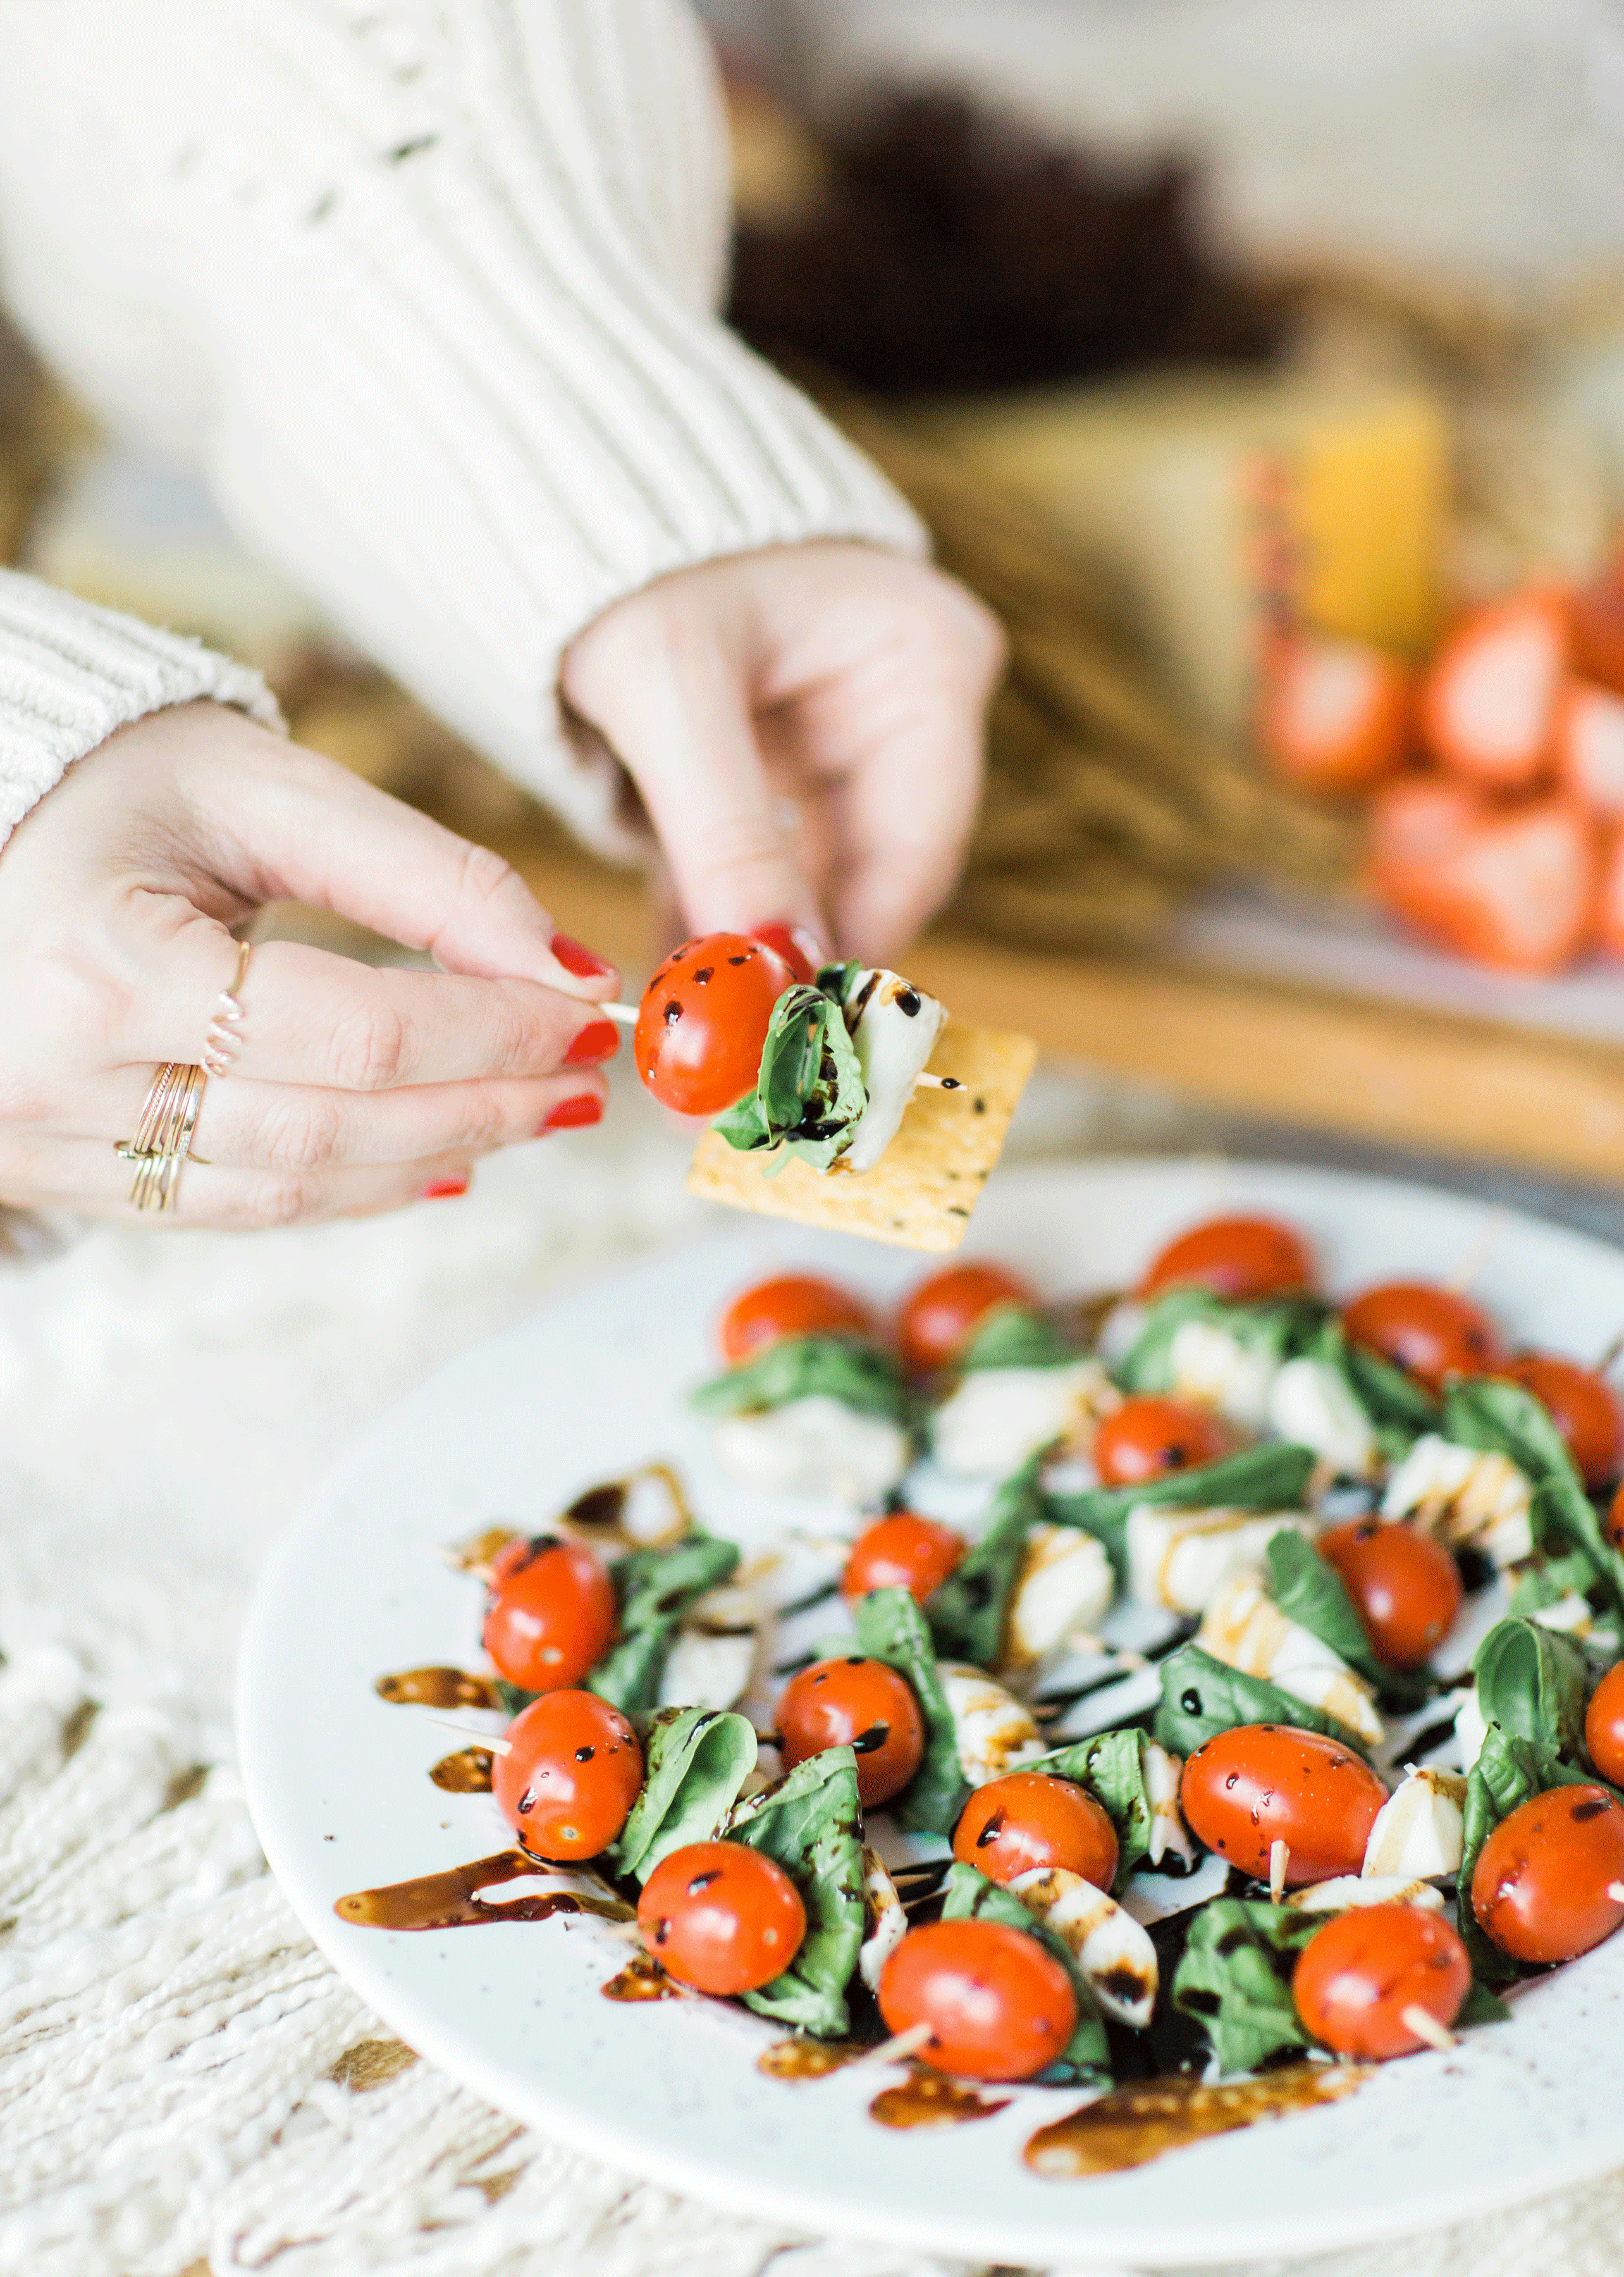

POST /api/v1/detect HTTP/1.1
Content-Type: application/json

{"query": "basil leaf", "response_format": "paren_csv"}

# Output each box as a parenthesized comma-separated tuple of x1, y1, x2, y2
(816, 959, 867, 1002)
(1336, 1326, 1440, 1439)
(1153, 1644, 1372, 1759)
(710, 982, 868, 1174)
(609, 1706, 758, 1884)
(1457, 1980, 1513, 2027)
(1264, 1530, 1429, 1707)
(958, 1305, 1078, 1373)
(730, 1745, 865, 2039)
(940, 1861, 1112, 2085)
(1026, 1726, 1155, 1889)
(587, 1533, 741, 1714)
(1472, 1615, 1590, 1761)
(494, 1677, 538, 1717)
(923, 1457, 1043, 1667)
(1509, 1555, 1601, 1620)
(1115, 1290, 1328, 1396)
(1444, 1378, 1624, 1619)
(1048, 1443, 1316, 1582)
(689, 1333, 910, 1424)
(851, 1585, 968, 1836)
(1172, 1898, 1318, 2075)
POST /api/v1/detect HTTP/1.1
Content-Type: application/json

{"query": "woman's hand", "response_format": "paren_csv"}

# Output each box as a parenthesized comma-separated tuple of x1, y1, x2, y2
(561, 543, 1004, 966)
(0, 701, 621, 1228)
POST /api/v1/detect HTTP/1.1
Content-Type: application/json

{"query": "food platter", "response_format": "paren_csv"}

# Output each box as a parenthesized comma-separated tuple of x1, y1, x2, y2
(238, 1159, 1624, 2270)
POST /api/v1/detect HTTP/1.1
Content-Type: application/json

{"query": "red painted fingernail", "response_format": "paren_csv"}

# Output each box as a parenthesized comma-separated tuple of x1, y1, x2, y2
(551, 930, 615, 980)
(538, 1094, 604, 1135)
(565, 1019, 620, 1068)
(751, 920, 825, 982)
(420, 1177, 471, 1201)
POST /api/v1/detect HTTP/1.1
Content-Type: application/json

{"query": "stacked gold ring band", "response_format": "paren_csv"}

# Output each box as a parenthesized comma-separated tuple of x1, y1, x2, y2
(115, 1062, 209, 1212)
(114, 941, 252, 1213)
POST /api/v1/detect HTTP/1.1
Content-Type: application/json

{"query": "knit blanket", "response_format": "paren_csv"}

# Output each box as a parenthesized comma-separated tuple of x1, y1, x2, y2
(3, 1098, 1623, 2277)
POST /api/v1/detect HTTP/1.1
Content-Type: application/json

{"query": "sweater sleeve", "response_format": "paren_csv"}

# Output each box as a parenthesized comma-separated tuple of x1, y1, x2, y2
(0, 0, 927, 858)
(0, 569, 280, 846)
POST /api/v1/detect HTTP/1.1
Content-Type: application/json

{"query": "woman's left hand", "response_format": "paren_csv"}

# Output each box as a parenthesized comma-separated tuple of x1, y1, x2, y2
(560, 542, 1004, 968)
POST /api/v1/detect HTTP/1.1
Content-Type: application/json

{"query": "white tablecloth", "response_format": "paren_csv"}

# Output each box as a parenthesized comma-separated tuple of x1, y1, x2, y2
(5, 1080, 1624, 2277)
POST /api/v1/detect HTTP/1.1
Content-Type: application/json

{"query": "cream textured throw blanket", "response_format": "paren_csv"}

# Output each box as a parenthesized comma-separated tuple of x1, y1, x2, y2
(3, 1102, 1623, 2277)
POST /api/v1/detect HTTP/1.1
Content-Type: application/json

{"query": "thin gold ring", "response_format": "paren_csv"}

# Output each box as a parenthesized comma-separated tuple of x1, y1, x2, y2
(203, 939, 252, 1077)
(114, 1061, 209, 1213)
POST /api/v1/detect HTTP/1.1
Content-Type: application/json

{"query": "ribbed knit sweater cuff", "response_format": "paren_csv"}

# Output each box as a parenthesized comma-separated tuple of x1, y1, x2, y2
(0, 569, 281, 845)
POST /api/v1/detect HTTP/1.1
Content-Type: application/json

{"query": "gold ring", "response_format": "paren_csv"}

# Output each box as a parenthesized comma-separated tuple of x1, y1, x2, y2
(203, 939, 252, 1077)
(114, 1061, 209, 1212)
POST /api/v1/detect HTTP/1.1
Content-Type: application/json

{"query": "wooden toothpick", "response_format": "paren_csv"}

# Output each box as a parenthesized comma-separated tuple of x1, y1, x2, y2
(422, 1717, 510, 1755)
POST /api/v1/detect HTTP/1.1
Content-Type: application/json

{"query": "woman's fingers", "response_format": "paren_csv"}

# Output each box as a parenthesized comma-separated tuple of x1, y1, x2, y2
(15, 1138, 489, 1230)
(157, 707, 620, 997)
(562, 574, 827, 949)
(87, 1063, 611, 1169)
(816, 627, 993, 964)
(117, 930, 624, 1092)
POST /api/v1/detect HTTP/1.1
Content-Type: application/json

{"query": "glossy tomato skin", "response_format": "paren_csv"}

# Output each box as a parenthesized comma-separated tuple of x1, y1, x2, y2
(897, 1261, 1040, 1377)
(1138, 1214, 1316, 1302)
(718, 1273, 873, 1367)
(1341, 1282, 1505, 1395)
(952, 1772, 1119, 1891)
(483, 1536, 617, 1693)
(637, 1839, 806, 1995)
(1293, 1903, 1470, 2060)
(878, 1918, 1078, 2081)
(634, 933, 796, 1118)
(1093, 1396, 1229, 1488)
(1179, 1725, 1389, 1885)
(777, 1655, 925, 1808)
(1317, 1519, 1463, 1670)
(1503, 1354, 1624, 1488)
(747, 921, 820, 984)
(842, 1512, 966, 1605)
(1586, 1663, 1624, 1786)
(493, 1690, 644, 1861)
(1471, 1783, 1624, 1964)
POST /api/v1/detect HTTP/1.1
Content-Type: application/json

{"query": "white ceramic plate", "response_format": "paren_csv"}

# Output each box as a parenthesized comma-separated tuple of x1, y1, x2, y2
(238, 1161, 1624, 2270)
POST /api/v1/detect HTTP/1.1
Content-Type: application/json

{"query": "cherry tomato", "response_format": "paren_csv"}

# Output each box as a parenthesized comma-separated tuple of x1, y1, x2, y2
(483, 1536, 618, 1693)
(777, 1655, 925, 1808)
(637, 1839, 806, 1995)
(1092, 1396, 1230, 1488)
(897, 1262, 1040, 1376)
(634, 932, 797, 1118)
(747, 921, 819, 984)
(842, 1512, 966, 1605)
(493, 1689, 644, 1861)
(878, 1918, 1078, 2081)
(1503, 1354, 1624, 1488)
(1293, 1903, 1470, 2061)
(718, 1272, 874, 1367)
(1472, 1783, 1624, 1964)
(1179, 1725, 1389, 1885)
(952, 1772, 1119, 1890)
(1586, 1663, 1624, 1786)
(1139, 1214, 1316, 1302)
(1341, 1281, 1505, 1394)
(1317, 1519, 1463, 1670)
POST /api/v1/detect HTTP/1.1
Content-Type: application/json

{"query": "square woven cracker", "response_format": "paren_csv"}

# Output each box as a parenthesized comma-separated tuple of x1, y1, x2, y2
(685, 1022, 1037, 1251)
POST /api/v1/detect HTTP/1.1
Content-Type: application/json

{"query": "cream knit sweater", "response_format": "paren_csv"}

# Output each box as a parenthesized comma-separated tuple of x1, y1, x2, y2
(0, 0, 924, 854)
